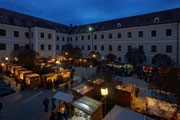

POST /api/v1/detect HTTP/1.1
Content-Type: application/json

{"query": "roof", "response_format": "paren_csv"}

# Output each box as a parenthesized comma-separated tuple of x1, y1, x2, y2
(103, 105, 154, 120)
(71, 83, 94, 95)
(19, 70, 32, 74)
(92, 79, 104, 85)
(115, 83, 134, 93)
(25, 73, 40, 78)
(42, 73, 57, 78)
(0, 8, 69, 33)
(1, 8, 180, 34)
(53, 91, 74, 103)
(70, 8, 180, 34)
(0, 78, 15, 98)
(71, 96, 102, 115)
(146, 89, 178, 105)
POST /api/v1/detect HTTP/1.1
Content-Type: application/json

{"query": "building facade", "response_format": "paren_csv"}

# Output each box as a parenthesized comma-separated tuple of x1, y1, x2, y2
(0, 8, 180, 67)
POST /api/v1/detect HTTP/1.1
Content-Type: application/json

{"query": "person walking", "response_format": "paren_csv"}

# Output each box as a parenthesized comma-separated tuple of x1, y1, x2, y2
(43, 97, 49, 112)
(15, 77, 18, 87)
(50, 110, 56, 120)
(0, 102, 2, 113)
(51, 97, 56, 111)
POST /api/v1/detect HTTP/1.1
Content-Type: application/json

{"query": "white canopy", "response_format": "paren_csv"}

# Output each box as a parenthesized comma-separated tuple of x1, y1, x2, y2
(53, 91, 74, 103)
(103, 105, 154, 120)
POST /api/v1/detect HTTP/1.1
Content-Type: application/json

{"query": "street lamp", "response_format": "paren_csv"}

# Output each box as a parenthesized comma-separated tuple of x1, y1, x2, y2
(65, 52, 68, 55)
(5, 57, 8, 61)
(101, 87, 108, 115)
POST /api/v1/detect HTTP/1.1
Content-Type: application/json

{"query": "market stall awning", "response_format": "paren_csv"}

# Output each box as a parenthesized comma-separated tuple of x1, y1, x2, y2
(115, 82, 135, 93)
(71, 96, 102, 115)
(103, 105, 154, 120)
(146, 89, 178, 105)
(53, 91, 74, 103)
(71, 83, 94, 95)
(0, 78, 15, 98)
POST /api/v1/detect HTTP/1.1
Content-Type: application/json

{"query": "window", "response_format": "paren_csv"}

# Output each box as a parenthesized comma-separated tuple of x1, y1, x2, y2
(88, 45, 90, 50)
(57, 36, 59, 41)
(14, 31, 19, 37)
(151, 45, 157, 52)
(70, 37, 72, 41)
(67, 37, 69, 42)
(88, 35, 90, 40)
(117, 23, 121, 28)
(109, 33, 112, 39)
(154, 17, 160, 23)
(109, 45, 112, 51)
(81, 46, 84, 50)
(41, 33, 44, 38)
(152, 60, 156, 65)
(117, 45, 122, 51)
(81, 36, 84, 40)
(62, 37, 65, 41)
(56, 45, 59, 50)
(151, 30, 156, 37)
(94, 45, 97, 50)
(94, 35, 97, 39)
(101, 34, 104, 39)
(25, 32, 29, 38)
(138, 45, 143, 52)
(101, 45, 104, 51)
(25, 44, 30, 50)
(127, 45, 132, 51)
(76, 37, 78, 41)
(118, 33, 121, 38)
(166, 29, 172, 36)
(41, 44, 44, 50)
(0, 29, 6, 36)
(48, 34, 51, 39)
(14, 44, 19, 50)
(166, 45, 172, 53)
(118, 57, 121, 62)
(0, 43, 6, 50)
(31, 32, 33, 38)
(48, 45, 52, 50)
(138, 31, 143, 37)
(127, 32, 131, 38)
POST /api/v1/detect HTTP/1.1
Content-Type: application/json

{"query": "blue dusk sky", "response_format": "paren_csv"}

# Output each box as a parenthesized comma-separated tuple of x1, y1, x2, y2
(0, 0, 180, 26)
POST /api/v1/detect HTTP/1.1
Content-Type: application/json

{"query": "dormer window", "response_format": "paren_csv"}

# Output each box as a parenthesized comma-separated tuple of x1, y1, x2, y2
(154, 17, 160, 23)
(117, 23, 121, 28)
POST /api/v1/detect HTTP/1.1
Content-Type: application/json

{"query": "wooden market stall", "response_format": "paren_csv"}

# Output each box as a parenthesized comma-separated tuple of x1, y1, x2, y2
(14, 68, 26, 77)
(51, 64, 65, 72)
(42, 73, 58, 88)
(145, 89, 178, 120)
(114, 83, 135, 107)
(103, 105, 154, 120)
(71, 96, 103, 120)
(60, 69, 71, 82)
(88, 79, 105, 96)
(10, 65, 21, 74)
(18, 70, 33, 82)
(24, 73, 41, 90)
(71, 83, 94, 99)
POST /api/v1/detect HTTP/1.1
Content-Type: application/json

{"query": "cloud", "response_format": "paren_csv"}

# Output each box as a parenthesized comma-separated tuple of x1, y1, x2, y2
(0, 0, 180, 25)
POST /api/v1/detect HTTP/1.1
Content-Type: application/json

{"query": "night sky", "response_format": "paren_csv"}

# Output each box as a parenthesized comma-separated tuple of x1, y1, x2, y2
(0, 0, 180, 26)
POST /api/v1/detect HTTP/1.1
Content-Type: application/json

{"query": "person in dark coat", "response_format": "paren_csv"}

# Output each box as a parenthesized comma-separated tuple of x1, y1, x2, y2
(50, 110, 56, 120)
(51, 97, 56, 111)
(43, 97, 49, 112)
(15, 77, 18, 86)
(0, 102, 2, 113)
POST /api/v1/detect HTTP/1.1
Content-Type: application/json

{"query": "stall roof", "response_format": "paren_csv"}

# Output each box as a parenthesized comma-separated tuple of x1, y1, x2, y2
(15, 68, 26, 71)
(104, 105, 154, 120)
(19, 70, 32, 74)
(0, 78, 15, 98)
(42, 73, 57, 78)
(25, 73, 40, 78)
(115, 83, 134, 93)
(51, 65, 65, 69)
(146, 89, 178, 105)
(71, 96, 102, 115)
(71, 84, 94, 95)
(92, 79, 104, 85)
(53, 91, 74, 103)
